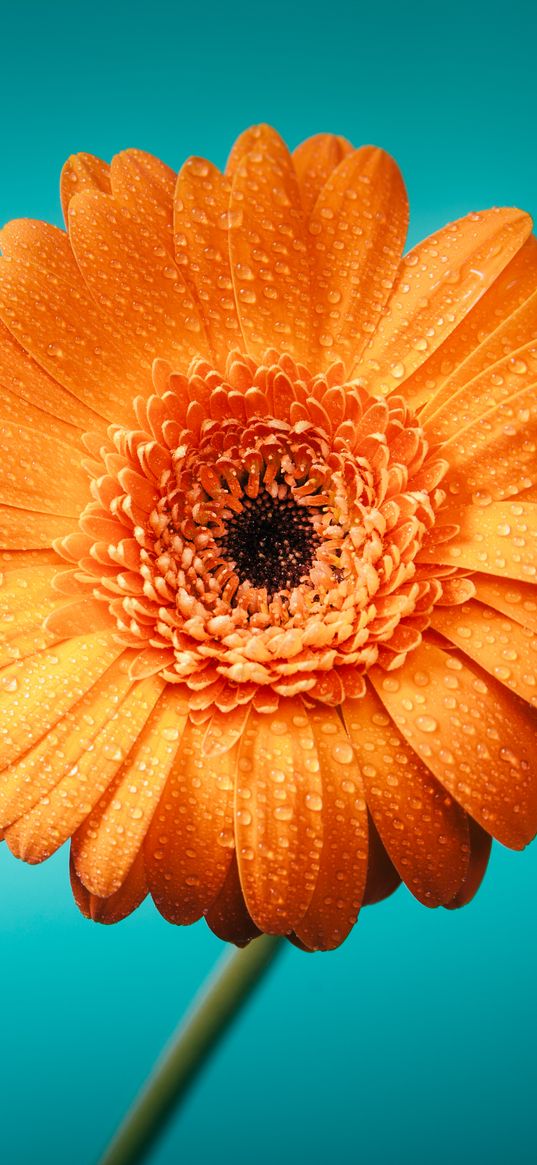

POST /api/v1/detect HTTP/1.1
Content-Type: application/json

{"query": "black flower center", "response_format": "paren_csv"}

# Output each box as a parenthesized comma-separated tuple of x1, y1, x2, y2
(217, 491, 322, 595)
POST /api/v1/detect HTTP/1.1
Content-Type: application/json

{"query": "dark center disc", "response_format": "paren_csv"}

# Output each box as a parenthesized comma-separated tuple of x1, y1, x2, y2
(217, 491, 322, 596)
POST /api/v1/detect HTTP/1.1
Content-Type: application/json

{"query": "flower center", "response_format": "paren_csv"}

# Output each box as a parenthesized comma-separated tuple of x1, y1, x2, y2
(216, 490, 322, 598)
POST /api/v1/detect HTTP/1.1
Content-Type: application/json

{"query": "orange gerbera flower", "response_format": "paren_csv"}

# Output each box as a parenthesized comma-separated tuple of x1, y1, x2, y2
(0, 125, 536, 951)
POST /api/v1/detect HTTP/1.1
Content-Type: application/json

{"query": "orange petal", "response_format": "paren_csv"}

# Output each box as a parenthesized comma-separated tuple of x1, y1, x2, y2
(0, 422, 87, 517)
(354, 207, 533, 391)
(362, 815, 401, 906)
(225, 123, 285, 178)
(0, 318, 100, 436)
(0, 249, 146, 426)
(235, 698, 323, 935)
(293, 705, 369, 951)
(70, 847, 148, 924)
(72, 685, 187, 896)
(472, 574, 537, 632)
(228, 131, 311, 364)
(292, 133, 353, 217)
(308, 147, 408, 371)
(444, 818, 492, 910)
(68, 191, 210, 369)
(110, 149, 176, 239)
(145, 718, 237, 924)
(0, 632, 123, 771)
(0, 506, 75, 549)
(0, 653, 134, 830)
(343, 683, 470, 906)
(43, 596, 114, 639)
(431, 599, 537, 708)
(8, 674, 164, 860)
(432, 369, 537, 504)
(370, 641, 537, 850)
(60, 152, 111, 222)
(402, 234, 537, 413)
(0, 564, 64, 667)
(418, 500, 537, 582)
(174, 158, 241, 370)
(205, 854, 261, 947)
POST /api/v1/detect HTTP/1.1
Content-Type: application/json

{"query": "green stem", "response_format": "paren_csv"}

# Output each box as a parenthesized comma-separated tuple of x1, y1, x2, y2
(97, 934, 283, 1165)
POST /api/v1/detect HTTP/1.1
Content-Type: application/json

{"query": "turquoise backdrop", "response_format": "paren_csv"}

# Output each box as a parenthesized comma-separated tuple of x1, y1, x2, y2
(1, 2, 536, 1163)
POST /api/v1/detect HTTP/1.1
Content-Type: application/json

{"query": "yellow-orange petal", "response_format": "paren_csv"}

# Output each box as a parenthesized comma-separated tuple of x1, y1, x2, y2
(71, 685, 187, 896)
(308, 147, 408, 372)
(343, 684, 469, 906)
(293, 705, 369, 951)
(431, 599, 537, 708)
(0, 564, 64, 667)
(145, 718, 237, 924)
(70, 848, 148, 924)
(110, 148, 176, 239)
(60, 152, 111, 223)
(174, 158, 241, 370)
(235, 698, 323, 935)
(0, 651, 133, 829)
(402, 234, 537, 413)
(225, 123, 287, 179)
(418, 500, 537, 582)
(205, 854, 261, 947)
(68, 191, 210, 369)
(370, 641, 537, 850)
(444, 818, 492, 910)
(0, 317, 101, 435)
(292, 133, 353, 217)
(228, 134, 311, 365)
(354, 207, 533, 392)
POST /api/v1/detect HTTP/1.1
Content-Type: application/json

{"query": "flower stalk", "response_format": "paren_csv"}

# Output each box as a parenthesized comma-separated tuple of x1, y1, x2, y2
(98, 935, 283, 1165)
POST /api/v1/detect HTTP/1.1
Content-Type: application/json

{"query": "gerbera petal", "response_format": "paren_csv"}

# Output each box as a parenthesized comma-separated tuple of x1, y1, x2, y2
(68, 191, 210, 369)
(0, 632, 123, 771)
(60, 152, 111, 222)
(353, 207, 533, 391)
(293, 705, 369, 951)
(225, 123, 286, 179)
(0, 564, 64, 667)
(0, 249, 146, 426)
(418, 500, 537, 582)
(343, 684, 470, 905)
(70, 848, 148, 924)
(71, 684, 186, 896)
(228, 132, 312, 365)
(472, 574, 537, 631)
(235, 699, 323, 935)
(205, 854, 261, 947)
(110, 148, 175, 238)
(0, 318, 100, 435)
(362, 815, 402, 906)
(0, 506, 75, 549)
(401, 234, 537, 413)
(431, 599, 537, 707)
(292, 132, 353, 217)
(174, 158, 241, 369)
(0, 651, 133, 829)
(308, 147, 408, 371)
(0, 422, 88, 516)
(444, 818, 492, 910)
(8, 674, 165, 862)
(145, 718, 237, 924)
(370, 641, 537, 849)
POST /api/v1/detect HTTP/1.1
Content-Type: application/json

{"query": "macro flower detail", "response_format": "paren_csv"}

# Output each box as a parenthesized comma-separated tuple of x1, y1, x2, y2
(0, 125, 536, 950)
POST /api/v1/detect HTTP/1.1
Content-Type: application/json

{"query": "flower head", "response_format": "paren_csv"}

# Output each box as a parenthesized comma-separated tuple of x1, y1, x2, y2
(0, 125, 536, 949)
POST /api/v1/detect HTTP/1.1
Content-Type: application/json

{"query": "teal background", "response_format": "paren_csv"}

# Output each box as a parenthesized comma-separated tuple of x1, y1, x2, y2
(1, 1, 536, 1162)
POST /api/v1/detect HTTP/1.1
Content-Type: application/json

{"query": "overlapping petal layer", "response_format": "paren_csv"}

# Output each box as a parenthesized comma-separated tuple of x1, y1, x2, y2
(0, 125, 535, 949)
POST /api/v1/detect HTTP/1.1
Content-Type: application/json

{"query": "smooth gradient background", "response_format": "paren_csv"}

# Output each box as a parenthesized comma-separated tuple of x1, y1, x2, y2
(1, 2, 536, 1163)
